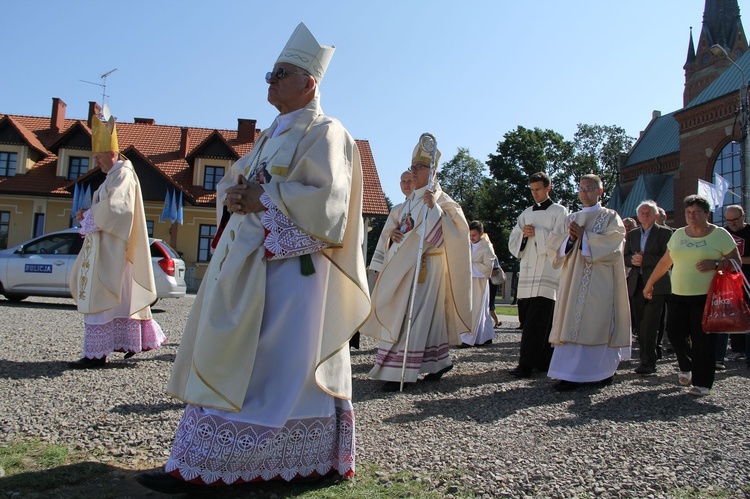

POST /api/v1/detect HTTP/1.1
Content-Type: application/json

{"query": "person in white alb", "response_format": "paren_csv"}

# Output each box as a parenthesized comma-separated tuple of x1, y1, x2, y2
(137, 22, 370, 493)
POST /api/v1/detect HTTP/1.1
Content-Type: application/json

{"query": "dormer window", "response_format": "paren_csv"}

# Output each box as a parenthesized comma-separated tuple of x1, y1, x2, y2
(67, 156, 89, 180)
(0, 151, 18, 177)
(203, 165, 225, 190)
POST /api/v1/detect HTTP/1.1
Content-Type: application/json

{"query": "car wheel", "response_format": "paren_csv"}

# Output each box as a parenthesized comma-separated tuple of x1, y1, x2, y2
(5, 294, 29, 302)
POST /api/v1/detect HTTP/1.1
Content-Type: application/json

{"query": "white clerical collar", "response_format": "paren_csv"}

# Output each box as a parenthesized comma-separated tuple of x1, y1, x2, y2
(409, 184, 429, 200)
(581, 202, 602, 213)
(272, 108, 305, 138)
(107, 159, 125, 176)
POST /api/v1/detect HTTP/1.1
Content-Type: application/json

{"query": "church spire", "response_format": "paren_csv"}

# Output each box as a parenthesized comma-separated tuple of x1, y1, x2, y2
(685, 26, 696, 68)
(702, 0, 742, 51)
(683, 0, 747, 106)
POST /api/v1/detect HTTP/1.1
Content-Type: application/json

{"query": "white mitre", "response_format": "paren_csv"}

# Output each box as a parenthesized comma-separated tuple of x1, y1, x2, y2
(276, 22, 335, 84)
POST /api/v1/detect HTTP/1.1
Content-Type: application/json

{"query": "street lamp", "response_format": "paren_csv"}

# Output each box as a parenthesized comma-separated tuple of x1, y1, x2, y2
(710, 44, 750, 219)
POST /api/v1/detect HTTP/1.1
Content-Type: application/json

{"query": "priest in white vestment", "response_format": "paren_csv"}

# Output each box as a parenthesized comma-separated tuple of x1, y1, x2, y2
(460, 222, 496, 347)
(507, 171, 568, 377)
(68, 113, 165, 369)
(136, 23, 370, 494)
(362, 139, 472, 392)
(369, 171, 413, 272)
(545, 174, 631, 391)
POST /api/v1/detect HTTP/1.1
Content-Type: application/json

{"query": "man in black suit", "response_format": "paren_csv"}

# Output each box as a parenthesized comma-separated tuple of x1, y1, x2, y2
(624, 200, 672, 375)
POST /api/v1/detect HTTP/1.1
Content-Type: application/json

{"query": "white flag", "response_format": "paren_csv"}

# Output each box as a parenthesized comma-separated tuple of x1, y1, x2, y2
(698, 179, 721, 211)
(714, 173, 732, 204)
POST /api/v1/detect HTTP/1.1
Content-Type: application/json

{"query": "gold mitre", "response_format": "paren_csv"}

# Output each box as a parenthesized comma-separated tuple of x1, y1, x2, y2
(276, 22, 335, 84)
(412, 138, 441, 168)
(91, 115, 119, 153)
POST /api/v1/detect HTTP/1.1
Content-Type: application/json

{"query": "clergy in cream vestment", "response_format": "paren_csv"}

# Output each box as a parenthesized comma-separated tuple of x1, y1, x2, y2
(141, 23, 370, 490)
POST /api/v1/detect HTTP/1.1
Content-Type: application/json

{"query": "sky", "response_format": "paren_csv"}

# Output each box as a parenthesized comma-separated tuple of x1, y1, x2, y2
(0, 0, 717, 202)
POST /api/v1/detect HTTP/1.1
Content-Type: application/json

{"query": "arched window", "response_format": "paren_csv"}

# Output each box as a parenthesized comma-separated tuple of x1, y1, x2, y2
(712, 141, 743, 225)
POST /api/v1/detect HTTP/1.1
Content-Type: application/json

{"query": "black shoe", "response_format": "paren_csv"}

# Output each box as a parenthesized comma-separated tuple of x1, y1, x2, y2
(380, 381, 402, 392)
(634, 365, 656, 376)
(656, 346, 663, 360)
(135, 470, 205, 494)
(457, 342, 473, 349)
(508, 366, 532, 378)
(599, 375, 615, 387)
(68, 357, 106, 369)
(124, 351, 136, 359)
(423, 364, 453, 381)
(480, 339, 493, 346)
(553, 380, 580, 392)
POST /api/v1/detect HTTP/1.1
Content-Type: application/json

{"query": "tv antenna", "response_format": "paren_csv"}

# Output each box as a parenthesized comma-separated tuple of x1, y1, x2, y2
(79, 68, 118, 111)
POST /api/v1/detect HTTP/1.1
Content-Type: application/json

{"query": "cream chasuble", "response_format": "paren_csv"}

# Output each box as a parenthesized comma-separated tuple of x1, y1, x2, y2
(361, 185, 472, 347)
(545, 204, 631, 348)
(167, 95, 370, 412)
(69, 160, 156, 318)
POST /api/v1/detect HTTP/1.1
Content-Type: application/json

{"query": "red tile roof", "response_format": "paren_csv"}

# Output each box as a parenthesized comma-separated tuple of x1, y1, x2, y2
(0, 108, 389, 216)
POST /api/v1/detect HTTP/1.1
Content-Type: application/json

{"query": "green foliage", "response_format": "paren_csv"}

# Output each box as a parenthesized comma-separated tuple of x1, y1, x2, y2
(0, 440, 70, 475)
(436, 147, 487, 208)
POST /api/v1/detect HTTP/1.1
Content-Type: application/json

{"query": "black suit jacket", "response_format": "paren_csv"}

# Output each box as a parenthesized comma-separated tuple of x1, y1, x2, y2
(624, 224, 672, 297)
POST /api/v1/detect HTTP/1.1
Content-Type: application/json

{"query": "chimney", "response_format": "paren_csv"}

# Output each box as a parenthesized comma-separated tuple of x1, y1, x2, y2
(179, 127, 190, 158)
(50, 97, 67, 133)
(87, 101, 101, 127)
(134, 117, 155, 125)
(237, 118, 256, 143)
(652, 110, 662, 120)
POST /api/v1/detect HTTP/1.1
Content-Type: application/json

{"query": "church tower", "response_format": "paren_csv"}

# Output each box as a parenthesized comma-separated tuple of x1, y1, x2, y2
(683, 0, 748, 106)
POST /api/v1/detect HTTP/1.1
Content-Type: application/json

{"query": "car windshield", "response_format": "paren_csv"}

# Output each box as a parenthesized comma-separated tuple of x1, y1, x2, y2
(23, 234, 82, 255)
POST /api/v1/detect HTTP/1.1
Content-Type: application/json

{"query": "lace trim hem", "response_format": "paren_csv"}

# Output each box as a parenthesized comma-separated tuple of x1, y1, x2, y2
(165, 404, 355, 484)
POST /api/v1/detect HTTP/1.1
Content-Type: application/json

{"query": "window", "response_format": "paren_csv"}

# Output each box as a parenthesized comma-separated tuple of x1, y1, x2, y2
(203, 166, 225, 190)
(33, 213, 45, 238)
(712, 141, 743, 225)
(0, 152, 17, 177)
(0, 211, 9, 249)
(68, 156, 89, 180)
(146, 220, 154, 237)
(197, 224, 217, 262)
(23, 233, 82, 255)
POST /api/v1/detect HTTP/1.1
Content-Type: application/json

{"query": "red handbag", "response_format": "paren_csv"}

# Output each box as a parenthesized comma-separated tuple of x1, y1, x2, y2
(702, 260, 750, 334)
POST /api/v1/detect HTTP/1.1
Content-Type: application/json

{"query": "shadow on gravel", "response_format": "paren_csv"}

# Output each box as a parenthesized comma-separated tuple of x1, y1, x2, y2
(111, 401, 185, 415)
(0, 360, 70, 380)
(546, 386, 725, 426)
(381, 381, 552, 424)
(0, 462, 346, 499)
(0, 300, 76, 310)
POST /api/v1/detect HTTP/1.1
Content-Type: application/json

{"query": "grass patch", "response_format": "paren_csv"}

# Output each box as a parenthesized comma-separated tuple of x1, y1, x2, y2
(495, 305, 518, 316)
(0, 440, 71, 475)
(0, 446, 474, 499)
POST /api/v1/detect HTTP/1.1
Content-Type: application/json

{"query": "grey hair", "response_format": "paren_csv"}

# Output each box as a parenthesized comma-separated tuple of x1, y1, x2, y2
(636, 200, 658, 215)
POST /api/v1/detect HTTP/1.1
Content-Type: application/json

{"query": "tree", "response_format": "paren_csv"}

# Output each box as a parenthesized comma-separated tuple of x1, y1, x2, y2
(437, 147, 487, 211)
(486, 126, 574, 224)
(565, 124, 635, 208)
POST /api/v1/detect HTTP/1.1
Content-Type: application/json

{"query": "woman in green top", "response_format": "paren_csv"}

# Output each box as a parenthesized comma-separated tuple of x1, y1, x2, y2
(644, 195, 740, 396)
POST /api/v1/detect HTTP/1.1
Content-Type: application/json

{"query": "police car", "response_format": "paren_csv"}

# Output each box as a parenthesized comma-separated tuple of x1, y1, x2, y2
(0, 228, 186, 303)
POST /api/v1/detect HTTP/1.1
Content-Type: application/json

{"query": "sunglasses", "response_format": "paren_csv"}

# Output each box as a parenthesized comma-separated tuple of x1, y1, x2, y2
(726, 216, 743, 222)
(265, 67, 311, 83)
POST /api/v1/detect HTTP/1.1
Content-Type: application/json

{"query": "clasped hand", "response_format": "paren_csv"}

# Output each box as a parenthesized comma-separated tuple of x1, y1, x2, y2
(224, 175, 265, 215)
(568, 221, 583, 241)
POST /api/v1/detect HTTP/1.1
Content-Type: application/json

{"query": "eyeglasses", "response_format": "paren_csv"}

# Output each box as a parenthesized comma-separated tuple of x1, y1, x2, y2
(265, 67, 310, 83)
(726, 216, 743, 222)
(578, 186, 599, 193)
(409, 164, 430, 172)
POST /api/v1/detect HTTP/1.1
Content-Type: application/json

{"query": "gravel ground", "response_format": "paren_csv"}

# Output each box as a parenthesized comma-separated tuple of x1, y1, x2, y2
(1, 295, 749, 498)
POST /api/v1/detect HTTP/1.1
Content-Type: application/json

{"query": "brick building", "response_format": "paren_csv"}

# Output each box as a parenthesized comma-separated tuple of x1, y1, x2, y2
(613, 0, 750, 227)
